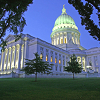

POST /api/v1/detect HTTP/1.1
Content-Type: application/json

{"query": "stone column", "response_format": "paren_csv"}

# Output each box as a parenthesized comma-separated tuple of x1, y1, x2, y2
(91, 56, 95, 71)
(14, 45, 17, 68)
(24, 39, 28, 67)
(6, 49, 9, 70)
(43, 47, 46, 61)
(53, 51, 55, 72)
(57, 53, 59, 72)
(74, 33, 76, 44)
(98, 55, 100, 73)
(48, 49, 50, 63)
(63, 55, 66, 72)
(61, 55, 63, 73)
(18, 44, 22, 70)
(81, 56, 83, 71)
(0, 51, 4, 71)
(85, 56, 88, 72)
(21, 45, 24, 69)
(59, 33, 60, 44)
(10, 47, 12, 70)
(2, 51, 5, 71)
(63, 33, 64, 44)
(56, 36, 57, 45)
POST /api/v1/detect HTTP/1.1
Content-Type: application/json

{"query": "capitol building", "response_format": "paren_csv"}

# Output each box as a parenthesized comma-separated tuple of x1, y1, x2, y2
(0, 5, 100, 77)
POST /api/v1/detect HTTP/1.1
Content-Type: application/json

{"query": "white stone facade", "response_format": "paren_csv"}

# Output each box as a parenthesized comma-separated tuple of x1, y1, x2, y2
(0, 5, 100, 75)
(0, 34, 100, 75)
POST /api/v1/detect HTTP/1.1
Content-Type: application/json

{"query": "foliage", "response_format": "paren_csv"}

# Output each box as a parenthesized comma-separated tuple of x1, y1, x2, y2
(21, 53, 52, 81)
(68, 0, 100, 41)
(0, 0, 33, 51)
(65, 54, 82, 79)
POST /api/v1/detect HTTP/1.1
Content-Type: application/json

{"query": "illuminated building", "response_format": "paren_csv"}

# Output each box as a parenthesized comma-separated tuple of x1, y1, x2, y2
(0, 5, 100, 76)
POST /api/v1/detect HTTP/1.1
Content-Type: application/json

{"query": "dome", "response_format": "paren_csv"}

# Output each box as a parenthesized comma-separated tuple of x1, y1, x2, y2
(54, 14, 75, 26)
(51, 5, 78, 37)
(54, 10, 75, 26)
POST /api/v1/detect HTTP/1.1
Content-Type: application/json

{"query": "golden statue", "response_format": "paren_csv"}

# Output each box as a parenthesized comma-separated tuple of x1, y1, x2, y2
(63, 4, 65, 8)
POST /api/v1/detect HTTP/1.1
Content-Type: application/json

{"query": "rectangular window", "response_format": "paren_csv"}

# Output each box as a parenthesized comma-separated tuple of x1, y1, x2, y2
(66, 61, 67, 66)
(56, 66, 57, 71)
(94, 56, 98, 65)
(61, 39, 63, 44)
(59, 59, 61, 64)
(40, 53, 43, 59)
(46, 55, 48, 61)
(64, 38, 66, 43)
(55, 58, 57, 63)
(60, 66, 61, 71)
(51, 56, 53, 62)
(63, 60, 64, 65)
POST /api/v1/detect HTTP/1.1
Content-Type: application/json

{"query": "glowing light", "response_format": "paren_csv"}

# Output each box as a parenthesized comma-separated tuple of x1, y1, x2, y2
(51, 56, 53, 62)
(55, 58, 57, 63)
(40, 53, 43, 59)
(46, 55, 48, 61)
(59, 59, 61, 64)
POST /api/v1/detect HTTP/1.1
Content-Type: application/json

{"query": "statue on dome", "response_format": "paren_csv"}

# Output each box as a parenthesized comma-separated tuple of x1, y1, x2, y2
(62, 4, 67, 14)
(63, 4, 65, 8)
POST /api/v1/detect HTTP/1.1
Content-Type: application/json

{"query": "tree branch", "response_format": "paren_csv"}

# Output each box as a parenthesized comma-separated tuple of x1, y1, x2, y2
(85, 0, 100, 12)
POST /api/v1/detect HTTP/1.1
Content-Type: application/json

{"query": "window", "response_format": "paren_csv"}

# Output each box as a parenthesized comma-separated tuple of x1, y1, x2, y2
(63, 60, 64, 65)
(64, 38, 66, 43)
(66, 61, 67, 66)
(50, 51, 53, 55)
(40, 53, 43, 59)
(61, 38, 63, 44)
(60, 66, 61, 71)
(72, 37, 74, 43)
(51, 56, 53, 62)
(46, 55, 48, 61)
(56, 66, 57, 71)
(46, 49, 48, 52)
(59, 59, 61, 64)
(40, 47, 43, 51)
(94, 56, 98, 65)
(55, 58, 57, 63)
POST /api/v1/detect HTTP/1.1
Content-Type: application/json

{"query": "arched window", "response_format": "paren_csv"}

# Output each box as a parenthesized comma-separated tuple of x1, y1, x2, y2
(40, 53, 43, 59)
(51, 56, 53, 62)
(46, 55, 48, 61)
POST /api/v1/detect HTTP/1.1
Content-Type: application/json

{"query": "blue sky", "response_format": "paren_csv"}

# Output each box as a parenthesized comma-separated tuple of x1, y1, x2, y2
(7, 0, 100, 49)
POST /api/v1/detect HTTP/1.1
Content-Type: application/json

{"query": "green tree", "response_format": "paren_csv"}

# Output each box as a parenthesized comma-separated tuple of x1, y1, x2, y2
(64, 54, 82, 79)
(0, 0, 33, 51)
(21, 53, 52, 82)
(68, 0, 100, 41)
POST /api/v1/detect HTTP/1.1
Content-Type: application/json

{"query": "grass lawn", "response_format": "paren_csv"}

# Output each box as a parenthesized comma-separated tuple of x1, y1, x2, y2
(0, 78, 100, 100)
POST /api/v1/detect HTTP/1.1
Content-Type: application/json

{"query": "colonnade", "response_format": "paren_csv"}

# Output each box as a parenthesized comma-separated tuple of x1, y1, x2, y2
(77, 56, 85, 71)
(0, 44, 24, 71)
(39, 47, 85, 72)
(52, 32, 80, 45)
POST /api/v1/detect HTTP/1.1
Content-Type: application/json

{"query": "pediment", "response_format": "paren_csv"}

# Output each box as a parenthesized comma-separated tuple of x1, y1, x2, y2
(5, 34, 15, 42)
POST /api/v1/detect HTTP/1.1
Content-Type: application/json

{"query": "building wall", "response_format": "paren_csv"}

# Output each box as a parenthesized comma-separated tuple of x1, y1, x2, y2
(0, 35, 100, 75)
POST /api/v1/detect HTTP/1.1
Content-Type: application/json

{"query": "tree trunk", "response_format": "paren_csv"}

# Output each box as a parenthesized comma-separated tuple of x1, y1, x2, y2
(73, 73, 74, 79)
(35, 72, 37, 82)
